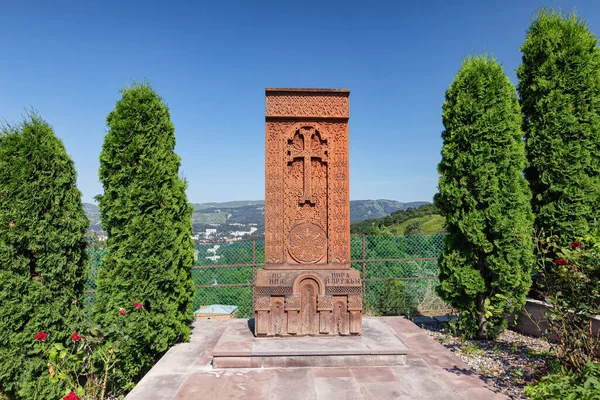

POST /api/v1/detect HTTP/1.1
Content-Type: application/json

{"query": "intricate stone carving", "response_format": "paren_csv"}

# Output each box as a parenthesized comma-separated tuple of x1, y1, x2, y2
(283, 126, 329, 264)
(254, 286, 293, 295)
(265, 92, 350, 269)
(317, 295, 333, 311)
(321, 121, 350, 264)
(284, 295, 301, 311)
(347, 295, 363, 311)
(254, 296, 271, 311)
(326, 286, 362, 295)
(288, 222, 327, 264)
(266, 90, 349, 118)
(255, 89, 361, 336)
(265, 120, 295, 264)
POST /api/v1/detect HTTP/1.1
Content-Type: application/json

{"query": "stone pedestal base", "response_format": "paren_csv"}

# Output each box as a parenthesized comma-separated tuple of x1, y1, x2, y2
(254, 269, 363, 336)
(213, 318, 407, 368)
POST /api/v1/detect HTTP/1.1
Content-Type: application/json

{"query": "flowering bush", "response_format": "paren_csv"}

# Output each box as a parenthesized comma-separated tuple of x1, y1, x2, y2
(34, 301, 147, 399)
(533, 231, 600, 371)
(35, 324, 118, 400)
(63, 392, 80, 400)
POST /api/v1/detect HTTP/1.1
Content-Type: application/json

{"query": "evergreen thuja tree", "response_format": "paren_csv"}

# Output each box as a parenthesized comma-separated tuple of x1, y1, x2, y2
(0, 114, 89, 399)
(435, 57, 534, 339)
(518, 9, 600, 241)
(93, 82, 194, 389)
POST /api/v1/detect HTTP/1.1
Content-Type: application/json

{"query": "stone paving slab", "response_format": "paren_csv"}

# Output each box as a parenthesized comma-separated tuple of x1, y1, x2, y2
(126, 316, 510, 400)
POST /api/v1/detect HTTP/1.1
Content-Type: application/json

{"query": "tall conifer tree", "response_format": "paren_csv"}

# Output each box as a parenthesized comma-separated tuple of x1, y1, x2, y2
(0, 114, 89, 399)
(435, 57, 534, 339)
(93, 82, 194, 388)
(518, 9, 600, 240)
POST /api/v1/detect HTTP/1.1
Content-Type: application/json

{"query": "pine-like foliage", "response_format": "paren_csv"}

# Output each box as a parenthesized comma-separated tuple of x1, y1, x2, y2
(0, 114, 89, 399)
(93, 82, 195, 389)
(435, 57, 534, 339)
(517, 9, 600, 241)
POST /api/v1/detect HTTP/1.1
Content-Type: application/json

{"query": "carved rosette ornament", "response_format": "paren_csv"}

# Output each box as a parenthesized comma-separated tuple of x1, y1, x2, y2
(255, 88, 361, 336)
(288, 223, 327, 263)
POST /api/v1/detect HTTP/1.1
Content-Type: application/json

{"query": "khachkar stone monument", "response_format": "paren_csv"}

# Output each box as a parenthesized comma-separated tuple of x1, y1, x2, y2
(254, 88, 363, 336)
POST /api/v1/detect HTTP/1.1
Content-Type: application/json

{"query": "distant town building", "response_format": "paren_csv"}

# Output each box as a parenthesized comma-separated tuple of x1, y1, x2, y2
(205, 228, 217, 235)
(231, 227, 258, 237)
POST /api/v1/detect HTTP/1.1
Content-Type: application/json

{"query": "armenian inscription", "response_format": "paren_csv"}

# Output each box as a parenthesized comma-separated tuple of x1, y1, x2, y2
(254, 88, 363, 336)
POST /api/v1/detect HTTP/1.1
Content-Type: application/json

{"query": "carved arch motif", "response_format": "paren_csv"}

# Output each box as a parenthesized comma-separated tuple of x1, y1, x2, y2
(292, 273, 326, 296)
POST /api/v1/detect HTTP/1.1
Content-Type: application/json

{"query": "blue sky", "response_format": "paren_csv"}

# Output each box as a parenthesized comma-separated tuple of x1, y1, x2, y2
(1, 0, 599, 204)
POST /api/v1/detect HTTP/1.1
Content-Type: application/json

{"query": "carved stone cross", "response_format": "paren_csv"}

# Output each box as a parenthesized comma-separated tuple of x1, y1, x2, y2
(287, 129, 328, 206)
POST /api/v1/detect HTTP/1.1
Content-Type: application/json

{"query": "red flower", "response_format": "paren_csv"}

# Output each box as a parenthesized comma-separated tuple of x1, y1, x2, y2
(71, 332, 81, 342)
(63, 391, 79, 400)
(571, 241, 584, 249)
(133, 301, 143, 310)
(34, 331, 48, 341)
(555, 258, 568, 265)
(119, 308, 126, 316)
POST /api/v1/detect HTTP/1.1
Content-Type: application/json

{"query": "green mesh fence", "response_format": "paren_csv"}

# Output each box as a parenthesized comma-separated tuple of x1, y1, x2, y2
(85, 234, 451, 318)
(84, 248, 106, 312)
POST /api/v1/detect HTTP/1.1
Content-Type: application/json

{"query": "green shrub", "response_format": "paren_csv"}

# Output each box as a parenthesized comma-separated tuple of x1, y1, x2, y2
(0, 114, 89, 399)
(518, 9, 600, 241)
(403, 220, 422, 236)
(525, 362, 600, 400)
(435, 56, 534, 339)
(375, 280, 414, 317)
(93, 82, 195, 391)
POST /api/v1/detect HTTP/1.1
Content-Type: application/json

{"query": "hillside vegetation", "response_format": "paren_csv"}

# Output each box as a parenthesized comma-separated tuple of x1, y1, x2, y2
(349, 200, 428, 223)
(350, 203, 443, 235)
(390, 214, 446, 235)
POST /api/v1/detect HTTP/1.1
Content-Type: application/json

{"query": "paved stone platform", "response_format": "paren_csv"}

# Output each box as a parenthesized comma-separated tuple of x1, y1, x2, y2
(212, 318, 408, 368)
(126, 317, 509, 400)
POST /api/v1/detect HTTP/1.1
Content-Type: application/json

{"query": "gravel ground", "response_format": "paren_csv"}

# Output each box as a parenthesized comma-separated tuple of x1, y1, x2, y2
(425, 326, 556, 399)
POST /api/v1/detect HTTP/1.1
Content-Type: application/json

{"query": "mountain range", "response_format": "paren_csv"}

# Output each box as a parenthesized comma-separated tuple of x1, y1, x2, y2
(83, 199, 430, 232)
